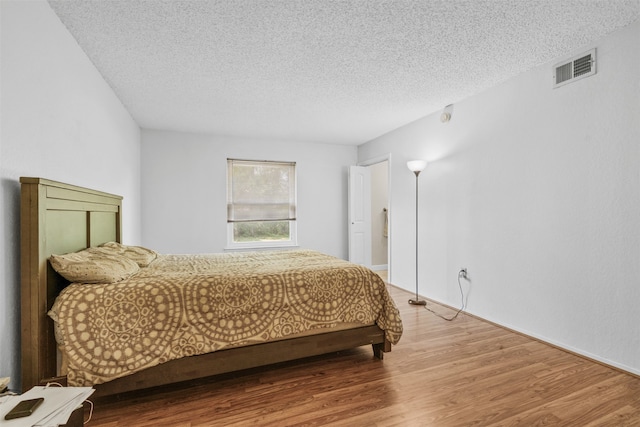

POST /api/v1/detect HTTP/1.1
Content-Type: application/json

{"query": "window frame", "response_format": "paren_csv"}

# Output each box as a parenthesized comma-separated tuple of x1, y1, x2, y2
(225, 159, 298, 250)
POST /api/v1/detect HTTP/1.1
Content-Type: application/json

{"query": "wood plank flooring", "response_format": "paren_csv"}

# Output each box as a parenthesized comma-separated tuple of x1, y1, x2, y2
(86, 285, 640, 426)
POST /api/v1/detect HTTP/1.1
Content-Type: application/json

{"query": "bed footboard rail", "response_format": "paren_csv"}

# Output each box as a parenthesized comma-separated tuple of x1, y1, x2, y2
(93, 325, 388, 397)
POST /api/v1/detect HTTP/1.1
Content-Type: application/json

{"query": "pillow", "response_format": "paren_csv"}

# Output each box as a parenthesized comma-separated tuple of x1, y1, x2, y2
(50, 248, 140, 284)
(98, 241, 158, 267)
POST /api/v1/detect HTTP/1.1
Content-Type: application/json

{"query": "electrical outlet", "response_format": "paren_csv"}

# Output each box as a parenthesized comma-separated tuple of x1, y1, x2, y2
(459, 268, 468, 278)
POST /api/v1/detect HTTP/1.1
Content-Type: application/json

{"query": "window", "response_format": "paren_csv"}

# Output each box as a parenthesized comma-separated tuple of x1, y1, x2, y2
(226, 159, 297, 248)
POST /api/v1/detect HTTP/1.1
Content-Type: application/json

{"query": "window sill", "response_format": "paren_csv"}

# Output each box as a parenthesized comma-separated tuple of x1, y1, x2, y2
(224, 243, 300, 252)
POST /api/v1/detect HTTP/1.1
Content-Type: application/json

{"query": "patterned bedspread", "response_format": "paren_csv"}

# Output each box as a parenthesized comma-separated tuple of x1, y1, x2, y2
(49, 250, 403, 386)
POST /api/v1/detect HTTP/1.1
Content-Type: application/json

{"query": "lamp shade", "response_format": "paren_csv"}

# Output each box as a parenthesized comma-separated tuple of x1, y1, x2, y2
(407, 160, 427, 173)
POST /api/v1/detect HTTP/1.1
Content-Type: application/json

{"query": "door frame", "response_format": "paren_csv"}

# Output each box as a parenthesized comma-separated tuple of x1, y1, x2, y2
(357, 153, 392, 283)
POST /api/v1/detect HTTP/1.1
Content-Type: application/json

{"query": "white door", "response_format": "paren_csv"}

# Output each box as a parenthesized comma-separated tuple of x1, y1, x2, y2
(348, 166, 372, 267)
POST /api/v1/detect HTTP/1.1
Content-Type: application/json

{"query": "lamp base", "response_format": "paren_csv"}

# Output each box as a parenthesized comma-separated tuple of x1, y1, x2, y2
(408, 298, 427, 306)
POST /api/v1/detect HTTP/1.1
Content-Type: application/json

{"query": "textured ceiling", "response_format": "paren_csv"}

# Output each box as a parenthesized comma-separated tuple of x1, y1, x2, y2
(47, 0, 639, 145)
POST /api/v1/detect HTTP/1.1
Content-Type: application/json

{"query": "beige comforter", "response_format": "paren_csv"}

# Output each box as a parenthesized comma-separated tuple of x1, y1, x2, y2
(49, 249, 403, 386)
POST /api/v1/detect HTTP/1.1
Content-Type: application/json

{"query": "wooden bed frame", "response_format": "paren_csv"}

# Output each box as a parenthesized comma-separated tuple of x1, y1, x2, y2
(20, 177, 390, 397)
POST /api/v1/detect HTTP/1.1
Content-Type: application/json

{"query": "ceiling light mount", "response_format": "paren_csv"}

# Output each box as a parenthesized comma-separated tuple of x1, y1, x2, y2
(440, 104, 454, 123)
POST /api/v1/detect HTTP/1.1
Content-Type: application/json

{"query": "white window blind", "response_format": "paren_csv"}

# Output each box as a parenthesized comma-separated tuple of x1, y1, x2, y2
(227, 159, 297, 223)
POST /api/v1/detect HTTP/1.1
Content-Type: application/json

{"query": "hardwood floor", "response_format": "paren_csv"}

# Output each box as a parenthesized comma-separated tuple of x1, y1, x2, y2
(86, 285, 640, 426)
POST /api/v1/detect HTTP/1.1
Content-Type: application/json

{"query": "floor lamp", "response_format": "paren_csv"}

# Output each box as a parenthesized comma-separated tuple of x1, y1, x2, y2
(407, 160, 427, 306)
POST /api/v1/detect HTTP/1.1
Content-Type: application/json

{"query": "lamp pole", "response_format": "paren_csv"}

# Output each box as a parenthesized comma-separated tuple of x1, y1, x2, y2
(407, 160, 427, 306)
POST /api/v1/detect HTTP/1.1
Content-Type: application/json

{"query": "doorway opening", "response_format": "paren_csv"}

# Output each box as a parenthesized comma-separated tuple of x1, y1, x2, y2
(348, 155, 391, 282)
(369, 160, 389, 273)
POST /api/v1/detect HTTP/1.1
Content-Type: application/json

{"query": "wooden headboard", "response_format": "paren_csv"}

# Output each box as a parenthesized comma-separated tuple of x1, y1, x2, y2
(20, 177, 123, 391)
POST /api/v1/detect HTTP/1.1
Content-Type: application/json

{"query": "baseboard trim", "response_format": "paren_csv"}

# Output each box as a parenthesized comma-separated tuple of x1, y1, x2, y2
(387, 283, 640, 379)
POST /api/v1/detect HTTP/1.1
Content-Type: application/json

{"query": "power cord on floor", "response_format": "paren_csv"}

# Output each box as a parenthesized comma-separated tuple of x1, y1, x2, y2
(424, 269, 467, 321)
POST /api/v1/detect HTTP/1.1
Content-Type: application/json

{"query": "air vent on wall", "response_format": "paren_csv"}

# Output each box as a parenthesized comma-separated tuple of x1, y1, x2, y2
(553, 48, 596, 88)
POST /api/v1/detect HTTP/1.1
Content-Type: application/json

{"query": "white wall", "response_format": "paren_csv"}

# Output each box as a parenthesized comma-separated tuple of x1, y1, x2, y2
(0, 1, 141, 389)
(141, 129, 356, 258)
(359, 21, 640, 375)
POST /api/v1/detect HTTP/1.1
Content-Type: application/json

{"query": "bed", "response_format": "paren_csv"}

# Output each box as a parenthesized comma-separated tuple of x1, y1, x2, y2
(20, 177, 402, 397)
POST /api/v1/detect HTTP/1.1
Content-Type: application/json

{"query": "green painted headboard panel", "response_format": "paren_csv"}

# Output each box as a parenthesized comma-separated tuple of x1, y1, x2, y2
(90, 211, 118, 246)
(20, 177, 123, 391)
